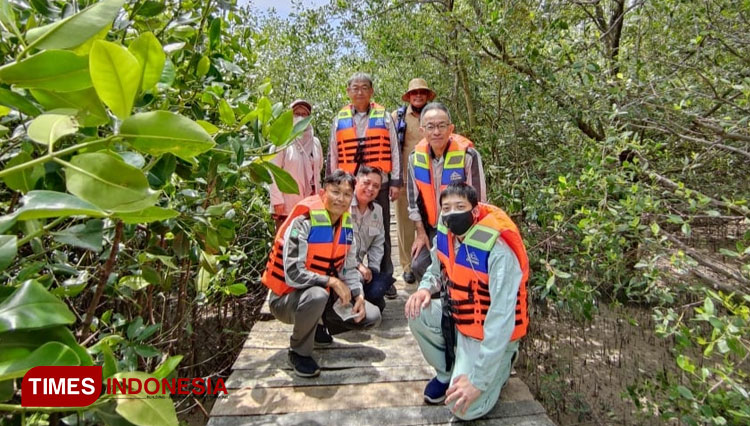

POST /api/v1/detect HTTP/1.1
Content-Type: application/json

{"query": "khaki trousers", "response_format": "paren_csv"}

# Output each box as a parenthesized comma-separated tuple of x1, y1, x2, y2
(395, 190, 416, 273)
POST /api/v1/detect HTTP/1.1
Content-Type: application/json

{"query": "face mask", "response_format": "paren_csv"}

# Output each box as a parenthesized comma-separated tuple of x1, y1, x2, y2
(442, 210, 474, 236)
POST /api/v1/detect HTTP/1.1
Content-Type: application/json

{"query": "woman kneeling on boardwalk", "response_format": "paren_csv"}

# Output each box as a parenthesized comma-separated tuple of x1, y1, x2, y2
(405, 183, 529, 420)
(261, 170, 382, 378)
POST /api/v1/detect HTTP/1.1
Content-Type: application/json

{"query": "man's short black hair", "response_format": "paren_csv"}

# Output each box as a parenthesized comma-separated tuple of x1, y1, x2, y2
(439, 183, 478, 208)
(323, 169, 356, 190)
(356, 165, 383, 181)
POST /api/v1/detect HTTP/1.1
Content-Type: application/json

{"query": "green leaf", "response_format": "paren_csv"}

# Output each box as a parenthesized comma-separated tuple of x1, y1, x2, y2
(120, 111, 215, 161)
(0, 280, 76, 333)
(0, 341, 80, 381)
(0, 124, 7, 137)
(146, 154, 176, 188)
(218, 99, 235, 125)
(268, 110, 294, 146)
(114, 207, 178, 224)
(27, 111, 79, 148)
(157, 59, 175, 89)
(0, 87, 41, 116)
(196, 120, 218, 135)
(2, 152, 43, 193)
(9, 190, 107, 221)
(0, 326, 91, 367)
(65, 152, 159, 212)
(137, 1, 165, 17)
(52, 219, 104, 252)
(227, 283, 247, 296)
(264, 161, 300, 195)
(0, 0, 16, 31)
(256, 97, 272, 124)
(209, 18, 221, 50)
(0, 235, 16, 272)
(703, 297, 715, 316)
(25, 0, 125, 50)
(89, 40, 140, 119)
(0, 50, 92, 92)
(30, 87, 109, 127)
(152, 355, 183, 379)
(128, 32, 165, 92)
(133, 344, 159, 358)
(196, 55, 210, 77)
(676, 355, 695, 373)
(118, 275, 150, 291)
(113, 371, 178, 426)
(676, 385, 694, 400)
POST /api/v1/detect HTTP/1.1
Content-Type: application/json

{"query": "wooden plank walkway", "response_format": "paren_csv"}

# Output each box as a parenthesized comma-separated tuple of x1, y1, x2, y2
(208, 217, 554, 425)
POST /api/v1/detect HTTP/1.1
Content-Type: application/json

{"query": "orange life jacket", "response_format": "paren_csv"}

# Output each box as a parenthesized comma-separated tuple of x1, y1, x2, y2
(335, 103, 392, 173)
(436, 203, 529, 341)
(261, 195, 354, 296)
(413, 134, 474, 227)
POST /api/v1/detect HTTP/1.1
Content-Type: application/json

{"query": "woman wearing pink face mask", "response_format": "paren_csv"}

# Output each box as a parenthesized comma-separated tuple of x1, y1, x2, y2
(269, 99, 324, 229)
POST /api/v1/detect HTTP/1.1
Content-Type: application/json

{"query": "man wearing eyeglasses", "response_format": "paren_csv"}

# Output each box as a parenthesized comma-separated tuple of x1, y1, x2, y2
(328, 72, 402, 299)
(406, 103, 487, 283)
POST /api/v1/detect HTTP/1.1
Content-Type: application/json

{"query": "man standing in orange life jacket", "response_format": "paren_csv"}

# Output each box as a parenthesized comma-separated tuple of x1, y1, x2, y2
(406, 103, 486, 284)
(261, 170, 382, 378)
(405, 183, 529, 420)
(328, 72, 401, 299)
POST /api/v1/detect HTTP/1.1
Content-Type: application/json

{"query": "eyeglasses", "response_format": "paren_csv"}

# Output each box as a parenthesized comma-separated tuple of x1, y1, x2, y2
(423, 122, 450, 132)
(410, 89, 430, 96)
(348, 86, 371, 93)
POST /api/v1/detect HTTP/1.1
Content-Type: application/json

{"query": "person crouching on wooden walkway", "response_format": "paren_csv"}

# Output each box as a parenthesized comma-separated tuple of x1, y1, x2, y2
(261, 170, 382, 378)
(350, 165, 395, 312)
(405, 183, 529, 420)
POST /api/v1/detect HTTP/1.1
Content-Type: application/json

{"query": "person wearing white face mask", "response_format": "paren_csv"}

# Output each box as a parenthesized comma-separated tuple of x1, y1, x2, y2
(405, 183, 529, 420)
(269, 99, 324, 229)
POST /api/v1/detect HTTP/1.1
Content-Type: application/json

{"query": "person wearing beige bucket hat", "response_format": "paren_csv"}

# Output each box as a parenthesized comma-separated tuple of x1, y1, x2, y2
(393, 78, 436, 287)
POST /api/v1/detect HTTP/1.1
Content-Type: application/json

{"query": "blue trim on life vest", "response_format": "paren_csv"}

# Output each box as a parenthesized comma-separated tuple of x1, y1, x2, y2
(455, 244, 490, 274)
(338, 227, 354, 245)
(307, 226, 334, 244)
(414, 165, 431, 184)
(441, 168, 466, 185)
(368, 116, 387, 129)
(436, 230, 449, 257)
(337, 117, 353, 131)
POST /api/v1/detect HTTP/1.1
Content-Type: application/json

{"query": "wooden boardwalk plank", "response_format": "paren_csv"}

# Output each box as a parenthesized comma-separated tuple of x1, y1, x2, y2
(226, 365, 435, 389)
(207, 399, 551, 426)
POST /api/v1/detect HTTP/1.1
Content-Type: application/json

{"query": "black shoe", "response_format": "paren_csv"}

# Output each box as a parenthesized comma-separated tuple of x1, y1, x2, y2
(403, 271, 416, 284)
(385, 284, 398, 299)
(288, 350, 320, 378)
(314, 324, 333, 346)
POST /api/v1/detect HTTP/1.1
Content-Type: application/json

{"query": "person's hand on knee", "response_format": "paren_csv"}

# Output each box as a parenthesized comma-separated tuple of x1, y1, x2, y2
(445, 374, 481, 416)
(404, 288, 431, 319)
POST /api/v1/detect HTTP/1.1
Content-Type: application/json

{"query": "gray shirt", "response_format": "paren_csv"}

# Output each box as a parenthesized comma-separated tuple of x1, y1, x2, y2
(406, 142, 486, 223)
(327, 105, 403, 187)
(419, 233, 523, 391)
(281, 215, 362, 297)
(350, 198, 385, 273)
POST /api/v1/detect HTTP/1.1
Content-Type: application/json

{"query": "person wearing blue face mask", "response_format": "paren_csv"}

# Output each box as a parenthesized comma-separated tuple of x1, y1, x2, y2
(405, 183, 530, 420)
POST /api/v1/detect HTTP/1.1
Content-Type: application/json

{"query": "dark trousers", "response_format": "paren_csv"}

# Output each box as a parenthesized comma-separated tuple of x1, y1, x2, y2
(363, 270, 396, 312)
(411, 226, 436, 283)
(374, 185, 394, 278)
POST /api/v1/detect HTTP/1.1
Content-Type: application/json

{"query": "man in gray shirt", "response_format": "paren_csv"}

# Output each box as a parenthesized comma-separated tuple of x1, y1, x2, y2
(350, 166, 396, 312)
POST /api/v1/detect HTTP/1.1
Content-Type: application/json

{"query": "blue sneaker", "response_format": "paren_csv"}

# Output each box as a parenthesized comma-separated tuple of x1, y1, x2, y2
(424, 377, 450, 404)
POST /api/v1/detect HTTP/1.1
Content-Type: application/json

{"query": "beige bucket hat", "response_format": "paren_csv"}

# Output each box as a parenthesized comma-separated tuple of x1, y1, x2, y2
(401, 78, 436, 102)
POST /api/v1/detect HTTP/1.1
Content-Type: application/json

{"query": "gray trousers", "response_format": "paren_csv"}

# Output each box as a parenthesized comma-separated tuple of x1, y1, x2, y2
(269, 286, 382, 356)
(411, 226, 437, 283)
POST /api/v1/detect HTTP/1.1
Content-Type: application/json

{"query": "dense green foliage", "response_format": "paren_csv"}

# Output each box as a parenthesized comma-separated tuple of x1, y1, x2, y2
(1, 0, 749, 425)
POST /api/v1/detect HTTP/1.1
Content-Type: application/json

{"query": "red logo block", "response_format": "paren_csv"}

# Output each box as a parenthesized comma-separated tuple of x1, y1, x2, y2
(22, 366, 102, 407)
